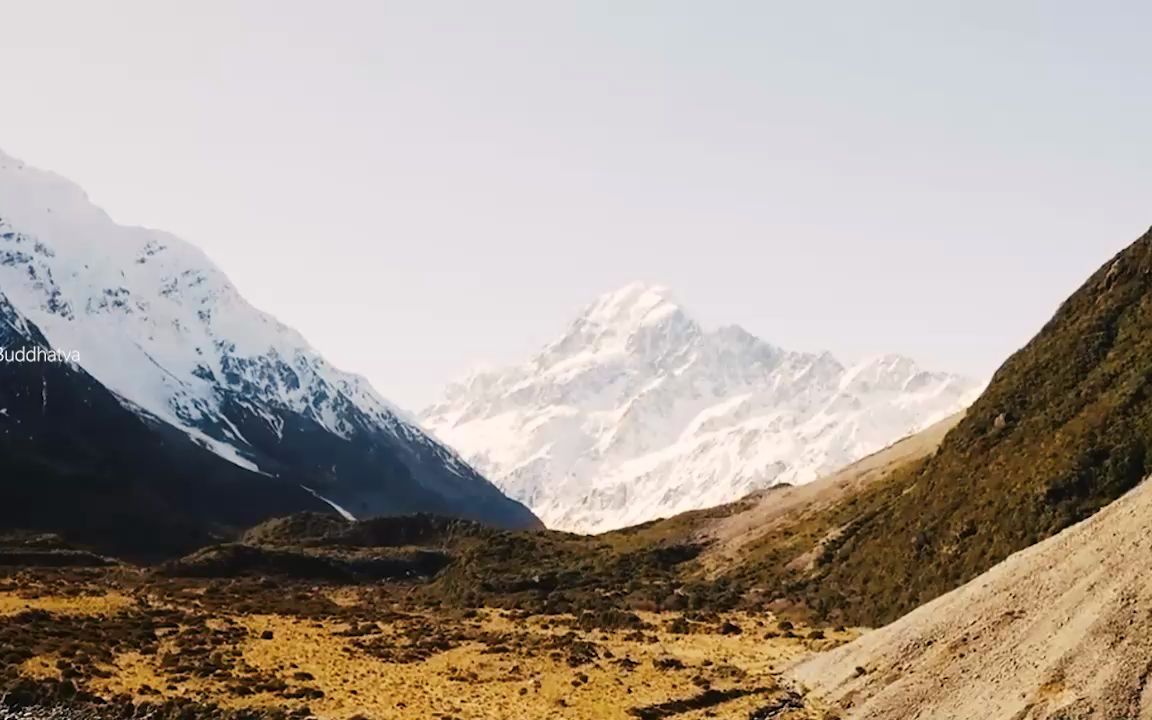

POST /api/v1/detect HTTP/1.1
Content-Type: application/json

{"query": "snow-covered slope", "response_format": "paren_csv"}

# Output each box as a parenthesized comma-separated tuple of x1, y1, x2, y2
(421, 283, 981, 532)
(0, 148, 538, 530)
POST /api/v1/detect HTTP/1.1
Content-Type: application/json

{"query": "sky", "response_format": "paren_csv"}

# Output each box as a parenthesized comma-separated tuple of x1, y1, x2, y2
(1, 1, 1149, 409)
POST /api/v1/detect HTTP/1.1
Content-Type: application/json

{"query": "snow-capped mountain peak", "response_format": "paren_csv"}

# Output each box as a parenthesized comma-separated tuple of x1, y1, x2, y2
(574, 282, 683, 335)
(0, 151, 387, 453)
(422, 284, 982, 533)
(542, 282, 699, 365)
(0, 148, 538, 529)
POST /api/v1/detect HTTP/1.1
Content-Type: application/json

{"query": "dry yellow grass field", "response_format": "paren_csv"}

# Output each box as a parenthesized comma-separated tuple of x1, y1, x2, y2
(0, 585, 857, 719)
(0, 591, 132, 617)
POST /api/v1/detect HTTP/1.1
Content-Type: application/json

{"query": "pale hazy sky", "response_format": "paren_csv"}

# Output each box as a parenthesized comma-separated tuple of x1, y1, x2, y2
(1, 1, 1149, 409)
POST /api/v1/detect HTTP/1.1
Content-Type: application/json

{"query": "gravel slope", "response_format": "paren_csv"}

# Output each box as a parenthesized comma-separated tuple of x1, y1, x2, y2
(791, 476, 1152, 719)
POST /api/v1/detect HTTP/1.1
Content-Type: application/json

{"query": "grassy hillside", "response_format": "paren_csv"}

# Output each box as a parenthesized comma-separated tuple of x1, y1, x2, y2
(730, 226, 1152, 625)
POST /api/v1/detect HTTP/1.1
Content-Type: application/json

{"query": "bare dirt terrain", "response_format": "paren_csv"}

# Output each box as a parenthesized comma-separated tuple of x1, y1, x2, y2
(791, 476, 1152, 720)
(0, 568, 857, 720)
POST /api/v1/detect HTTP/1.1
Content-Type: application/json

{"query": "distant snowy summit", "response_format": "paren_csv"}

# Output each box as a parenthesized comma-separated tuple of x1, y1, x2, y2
(0, 148, 538, 537)
(421, 283, 982, 533)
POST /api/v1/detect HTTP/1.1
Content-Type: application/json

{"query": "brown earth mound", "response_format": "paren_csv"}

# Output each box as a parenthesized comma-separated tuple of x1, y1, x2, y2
(241, 512, 495, 549)
(160, 543, 451, 582)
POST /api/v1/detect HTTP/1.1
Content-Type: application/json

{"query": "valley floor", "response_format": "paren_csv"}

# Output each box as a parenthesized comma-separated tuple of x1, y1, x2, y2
(0, 568, 855, 720)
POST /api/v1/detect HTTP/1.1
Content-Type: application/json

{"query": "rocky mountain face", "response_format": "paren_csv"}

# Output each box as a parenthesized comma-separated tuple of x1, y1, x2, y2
(0, 291, 335, 558)
(422, 283, 980, 532)
(0, 149, 539, 548)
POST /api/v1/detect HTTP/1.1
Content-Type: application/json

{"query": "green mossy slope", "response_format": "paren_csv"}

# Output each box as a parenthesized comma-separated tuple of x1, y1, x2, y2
(747, 227, 1152, 624)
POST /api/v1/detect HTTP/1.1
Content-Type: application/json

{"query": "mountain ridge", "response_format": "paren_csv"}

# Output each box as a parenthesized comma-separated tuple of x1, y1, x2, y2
(0, 148, 539, 538)
(422, 282, 980, 532)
